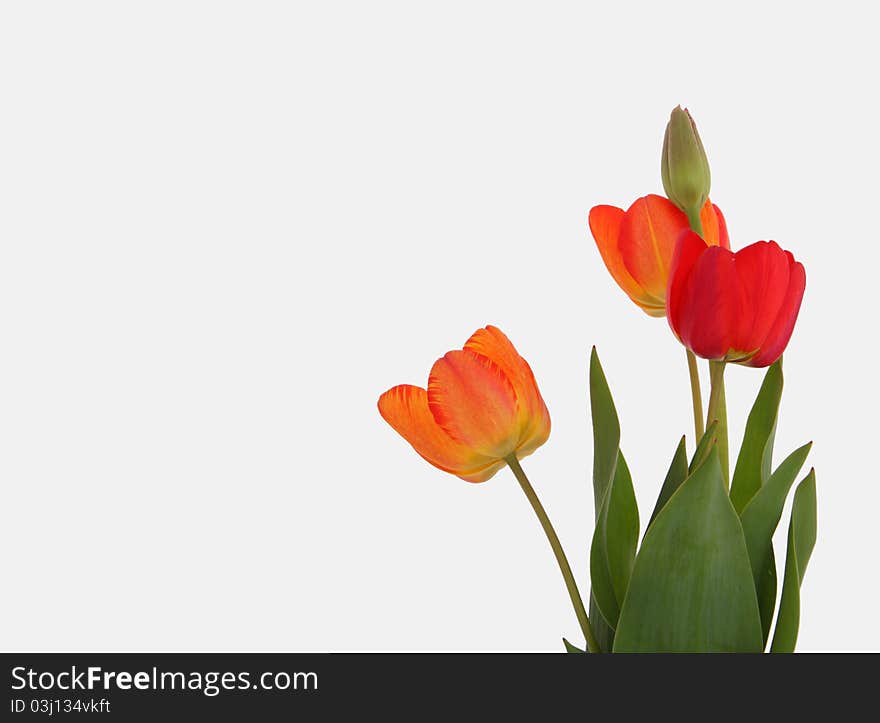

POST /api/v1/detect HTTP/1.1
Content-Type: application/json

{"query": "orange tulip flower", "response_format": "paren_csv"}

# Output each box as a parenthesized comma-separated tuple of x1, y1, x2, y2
(588, 194, 729, 316)
(378, 326, 551, 482)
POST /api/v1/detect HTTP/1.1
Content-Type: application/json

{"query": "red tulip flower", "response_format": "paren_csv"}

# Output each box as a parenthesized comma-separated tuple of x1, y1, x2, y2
(378, 326, 551, 482)
(589, 194, 729, 317)
(667, 231, 806, 367)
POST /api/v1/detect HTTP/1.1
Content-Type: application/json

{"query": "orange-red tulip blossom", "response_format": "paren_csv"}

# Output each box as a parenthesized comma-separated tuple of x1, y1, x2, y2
(378, 326, 551, 482)
(667, 231, 806, 368)
(589, 194, 729, 316)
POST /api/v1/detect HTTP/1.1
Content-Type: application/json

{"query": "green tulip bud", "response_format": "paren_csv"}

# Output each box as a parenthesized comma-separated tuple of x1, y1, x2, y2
(661, 106, 711, 226)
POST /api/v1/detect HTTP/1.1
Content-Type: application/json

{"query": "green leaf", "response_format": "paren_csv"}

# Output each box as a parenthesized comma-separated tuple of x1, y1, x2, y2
(613, 450, 763, 652)
(647, 436, 688, 531)
(563, 638, 586, 653)
(740, 442, 812, 644)
(587, 347, 622, 651)
(730, 359, 784, 513)
(589, 347, 620, 515)
(754, 552, 777, 649)
(589, 594, 614, 653)
(590, 451, 639, 629)
(689, 420, 719, 474)
(770, 470, 817, 653)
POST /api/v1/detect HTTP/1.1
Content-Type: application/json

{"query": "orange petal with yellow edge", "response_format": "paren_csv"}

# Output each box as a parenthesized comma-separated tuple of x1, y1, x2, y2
(618, 194, 689, 303)
(377, 384, 504, 482)
(589, 205, 663, 316)
(700, 200, 730, 249)
(427, 349, 520, 459)
(463, 325, 550, 453)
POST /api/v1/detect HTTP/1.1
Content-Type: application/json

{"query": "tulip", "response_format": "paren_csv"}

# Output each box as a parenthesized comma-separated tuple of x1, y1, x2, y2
(378, 325, 551, 482)
(667, 231, 806, 368)
(661, 106, 712, 225)
(589, 194, 729, 317)
(378, 326, 599, 652)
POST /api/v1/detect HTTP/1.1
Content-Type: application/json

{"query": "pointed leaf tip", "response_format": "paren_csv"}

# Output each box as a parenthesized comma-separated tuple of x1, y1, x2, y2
(647, 435, 689, 532)
(731, 361, 785, 513)
(563, 638, 586, 654)
(615, 448, 763, 652)
(770, 470, 817, 653)
(740, 441, 813, 643)
(590, 451, 639, 630)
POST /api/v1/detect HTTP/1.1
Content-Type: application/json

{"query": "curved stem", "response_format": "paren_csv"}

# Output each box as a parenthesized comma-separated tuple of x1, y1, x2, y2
(686, 349, 704, 443)
(706, 360, 730, 488)
(505, 454, 599, 653)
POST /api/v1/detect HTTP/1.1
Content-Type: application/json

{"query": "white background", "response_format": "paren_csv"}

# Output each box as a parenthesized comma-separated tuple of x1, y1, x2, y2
(1, 2, 877, 652)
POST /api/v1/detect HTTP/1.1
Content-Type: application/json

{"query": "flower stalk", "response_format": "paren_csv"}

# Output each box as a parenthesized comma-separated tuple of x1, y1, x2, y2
(686, 349, 705, 443)
(682, 191, 708, 449)
(707, 360, 729, 487)
(505, 454, 599, 653)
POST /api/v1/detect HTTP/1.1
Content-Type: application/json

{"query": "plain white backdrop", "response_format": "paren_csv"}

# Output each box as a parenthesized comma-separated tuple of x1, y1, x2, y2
(1, 2, 877, 651)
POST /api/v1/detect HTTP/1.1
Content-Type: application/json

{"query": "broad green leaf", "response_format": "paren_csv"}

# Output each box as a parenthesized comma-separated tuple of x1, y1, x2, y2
(590, 451, 639, 629)
(770, 470, 817, 653)
(614, 450, 763, 652)
(563, 638, 585, 653)
(587, 347, 622, 651)
(740, 442, 812, 643)
(730, 359, 784, 513)
(647, 436, 688, 531)
(590, 347, 620, 515)
(689, 420, 719, 474)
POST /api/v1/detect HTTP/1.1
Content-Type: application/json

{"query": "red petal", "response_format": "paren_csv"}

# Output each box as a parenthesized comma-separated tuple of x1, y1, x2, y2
(679, 245, 742, 360)
(747, 257, 806, 367)
(666, 230, 708, 343)
(731, 241, 791, 355)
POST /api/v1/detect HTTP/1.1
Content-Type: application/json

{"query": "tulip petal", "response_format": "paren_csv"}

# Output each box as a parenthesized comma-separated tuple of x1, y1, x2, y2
(589, 205, 664, 316)
(667, 232, 806, 367)
(666, 230, 708, 344)
(378, 384, 504, 482)
(618, 194, 689, 303)
(747, 259, 806, 368)
(427, 349, 520, 459)
(463, 326, 551, 456)
(700, 201, 730, 249)
(679, 245, 744, 361)
(731, 241, 791, 356)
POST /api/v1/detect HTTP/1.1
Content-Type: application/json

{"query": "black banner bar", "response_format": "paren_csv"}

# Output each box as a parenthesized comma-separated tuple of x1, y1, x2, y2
(2, 652, 872, 719)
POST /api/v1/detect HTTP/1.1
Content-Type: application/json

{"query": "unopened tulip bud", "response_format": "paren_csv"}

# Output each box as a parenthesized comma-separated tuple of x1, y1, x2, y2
(661, 106, 711, 228)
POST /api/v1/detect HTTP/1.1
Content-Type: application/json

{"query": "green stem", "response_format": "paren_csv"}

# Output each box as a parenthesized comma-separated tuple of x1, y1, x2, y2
(505, 454, 599, 653)
(706, 360, 730, 488)
(706, 361, 724, 429)
(717, 380, 729, 488)
(682, 206, 707, 448)
(686, 349, 704, 443)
